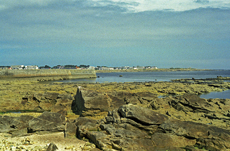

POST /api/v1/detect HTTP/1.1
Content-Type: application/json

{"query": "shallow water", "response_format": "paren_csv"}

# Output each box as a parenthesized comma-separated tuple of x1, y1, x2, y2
(199, 89, 230, 99)
(54, 70, 230, 99)
(58, 70, 230, 83)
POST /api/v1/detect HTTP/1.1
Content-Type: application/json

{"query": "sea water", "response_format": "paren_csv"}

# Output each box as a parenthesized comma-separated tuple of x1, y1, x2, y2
(199, 89, 230, 99)
(56, 70, 230, 98)
(95, 70, 230, 83)
(58, 70, 230, 83)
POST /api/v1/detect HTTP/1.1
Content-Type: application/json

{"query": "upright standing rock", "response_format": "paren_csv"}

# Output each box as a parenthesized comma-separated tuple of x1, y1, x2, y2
(72, 88, 111, 116)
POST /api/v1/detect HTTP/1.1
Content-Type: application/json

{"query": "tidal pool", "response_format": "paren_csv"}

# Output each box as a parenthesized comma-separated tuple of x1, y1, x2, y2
(199, 89, 230, 99)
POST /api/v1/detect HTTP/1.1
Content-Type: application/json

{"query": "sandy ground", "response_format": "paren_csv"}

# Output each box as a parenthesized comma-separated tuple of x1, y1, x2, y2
(0, 132, 87, 151)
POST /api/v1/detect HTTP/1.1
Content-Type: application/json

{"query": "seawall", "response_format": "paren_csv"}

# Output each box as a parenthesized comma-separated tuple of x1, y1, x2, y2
(0, 69, 96, 81)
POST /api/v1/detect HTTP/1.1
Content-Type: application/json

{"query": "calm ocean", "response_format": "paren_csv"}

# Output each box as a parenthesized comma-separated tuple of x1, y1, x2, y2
(59, 70, 230, 83)
(57, 70, 230, 99)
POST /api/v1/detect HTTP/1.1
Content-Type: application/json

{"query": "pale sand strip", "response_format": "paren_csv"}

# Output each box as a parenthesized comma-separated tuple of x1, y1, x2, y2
(0, 132, 87, 151)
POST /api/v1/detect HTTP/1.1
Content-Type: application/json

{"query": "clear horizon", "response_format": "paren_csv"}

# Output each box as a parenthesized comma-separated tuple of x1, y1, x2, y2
(0, 1, 230, 69)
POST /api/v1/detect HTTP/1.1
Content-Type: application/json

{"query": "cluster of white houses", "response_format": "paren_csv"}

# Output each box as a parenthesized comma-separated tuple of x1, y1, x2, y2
(95, 66, 158, 70)
(0, 65, 93, 70)
(0, 65, 158, 70)
(0, 65, 39, 70)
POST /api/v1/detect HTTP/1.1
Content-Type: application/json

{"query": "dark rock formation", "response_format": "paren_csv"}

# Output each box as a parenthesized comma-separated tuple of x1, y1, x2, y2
(71, 88, 159, 117)
(28, 112, 66, 133)
(75, 117, 99, 139)
(170, 94, 215, 113)
(51, 94, 74, 116)
(20, 93, 74, 115)
(72, 88, 127, 116)
(0, 115, 34, 136)
(0, 112, 66, 136)
(75, 104, 230, 151)
(118, 104, 168, 125)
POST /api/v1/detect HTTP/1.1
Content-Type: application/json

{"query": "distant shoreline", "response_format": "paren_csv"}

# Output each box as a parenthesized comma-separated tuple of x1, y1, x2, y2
(96, 68, 213, 73)
(0, 69, 96, 81)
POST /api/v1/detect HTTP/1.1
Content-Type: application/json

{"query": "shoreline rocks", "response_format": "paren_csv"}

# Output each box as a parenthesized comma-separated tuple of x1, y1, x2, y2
(0, 79, 230, 150)
(74, 104, 230, 151)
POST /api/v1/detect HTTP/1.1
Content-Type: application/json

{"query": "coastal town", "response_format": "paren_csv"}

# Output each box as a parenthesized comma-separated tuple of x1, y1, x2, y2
(0, 64, 158, 70)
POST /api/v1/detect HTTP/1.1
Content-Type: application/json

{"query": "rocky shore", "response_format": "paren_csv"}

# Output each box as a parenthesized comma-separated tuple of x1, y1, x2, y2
(0, 77, 230, 150)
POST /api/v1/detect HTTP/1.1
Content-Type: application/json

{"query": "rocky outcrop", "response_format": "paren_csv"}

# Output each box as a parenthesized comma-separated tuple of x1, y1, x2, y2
(28, 112, 66, 133)
(3, 103, 230, 150)
(160, 119, 230, 151)
(0, 112, 66, 136)
(72, 88, 111, 115)
(169, 94, 230, 123)
(19, 93, 74, 115)
(1, 79, 229, 114)
(70, 88, 230, 150)
(0, 115, 34, 136)
(170, 94, 214, 113)
(74, 104, 163, 150)
(75, 104, 230, 151)
(71, 88, 160, 118)
(118, 104, 168, 125)
(72, 88, 129, 117)
(1, 81, 230, 150)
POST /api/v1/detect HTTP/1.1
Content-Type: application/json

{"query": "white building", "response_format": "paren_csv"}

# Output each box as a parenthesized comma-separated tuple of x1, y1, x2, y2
(11, 65, 25, 70)
(88, 66, 95, 70)
(25, 65, 39, 70)
(99, 67, 114, 70)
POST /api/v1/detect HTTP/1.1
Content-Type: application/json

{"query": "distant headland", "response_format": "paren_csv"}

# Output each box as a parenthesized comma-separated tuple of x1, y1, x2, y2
(0, 65, 96, 81)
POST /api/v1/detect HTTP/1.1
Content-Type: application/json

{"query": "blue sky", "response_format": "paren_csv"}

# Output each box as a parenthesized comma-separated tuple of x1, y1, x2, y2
(0, 0, 230, 69)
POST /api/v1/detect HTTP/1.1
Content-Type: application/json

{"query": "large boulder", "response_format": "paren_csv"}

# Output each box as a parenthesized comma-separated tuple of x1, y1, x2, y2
(28, 112, 66, 133)
(51, 94, 74, 116)
(72, 88, 133, 117)
(0, 116, 17, 133)
(170, 94, 214, 113)
(75, 117, 99, 139)
(20, 93, 74, 114)
(0, 115, 34, 136)
(72, 88, 111, 115)
(21, 93, 59, 111)
(0, 112, 70, 137)
(118, 104, 168, 125)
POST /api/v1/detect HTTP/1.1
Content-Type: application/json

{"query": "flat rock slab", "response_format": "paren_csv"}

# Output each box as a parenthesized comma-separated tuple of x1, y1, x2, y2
(118, 104, 168, 125)
(28, 112, 66, 132)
